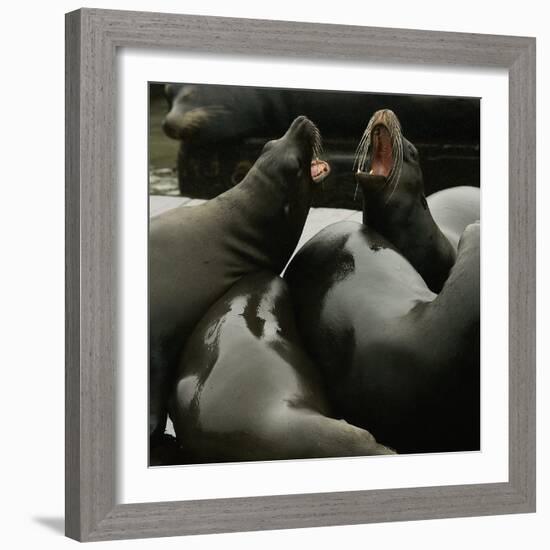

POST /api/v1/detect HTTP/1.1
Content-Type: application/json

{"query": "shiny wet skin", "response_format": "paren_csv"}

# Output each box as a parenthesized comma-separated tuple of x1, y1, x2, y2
(170, 271, 394, 463)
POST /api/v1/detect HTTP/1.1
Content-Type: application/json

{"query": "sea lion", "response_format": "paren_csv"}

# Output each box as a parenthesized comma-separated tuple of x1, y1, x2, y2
(162, 83, 289, 143)
(149, 116, 330, 458)
(284, 221, 480, 454)
(282, 109, 480, 453)
(170, 272, 395, 463)
(354, 109, 479, 292)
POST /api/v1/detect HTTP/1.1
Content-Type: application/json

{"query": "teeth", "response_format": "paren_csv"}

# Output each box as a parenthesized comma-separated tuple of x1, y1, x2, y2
(369, 169, 374, 175)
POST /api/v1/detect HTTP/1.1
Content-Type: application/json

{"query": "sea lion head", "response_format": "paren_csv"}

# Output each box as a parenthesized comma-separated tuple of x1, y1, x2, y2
(252, 115, 330, 215)
(255, 115, 330, 178)
(354, 109, 426, 225)
(162, 84, 222, 141)
(162, 83, 267, 143)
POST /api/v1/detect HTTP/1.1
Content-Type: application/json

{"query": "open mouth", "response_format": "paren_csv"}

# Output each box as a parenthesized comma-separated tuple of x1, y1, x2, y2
(311, 159, 330, 183)
(290, 116, 330, 183)
(354, 109, 404, 195)
(369, 124, 393, 178)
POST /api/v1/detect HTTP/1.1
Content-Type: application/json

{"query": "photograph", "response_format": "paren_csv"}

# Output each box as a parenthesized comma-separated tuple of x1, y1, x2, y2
(2, 0, 542, 546)
(148, 82, 481, 466)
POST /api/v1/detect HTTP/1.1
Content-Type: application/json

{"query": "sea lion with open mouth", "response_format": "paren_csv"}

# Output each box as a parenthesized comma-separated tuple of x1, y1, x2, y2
(354, 109, 479, 292)
(170, 272, 394, 463)
(149, 117, 330, 462)
(283, 110, 480, 454)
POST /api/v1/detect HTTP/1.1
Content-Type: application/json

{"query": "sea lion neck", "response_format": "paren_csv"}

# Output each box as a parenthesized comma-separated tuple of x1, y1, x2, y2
(361, 186, 456, 293)
(214, 164, 313, 274)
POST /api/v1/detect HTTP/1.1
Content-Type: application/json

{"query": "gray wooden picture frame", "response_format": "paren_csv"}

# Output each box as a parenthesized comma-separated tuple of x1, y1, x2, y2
(65, 8, 536, 542)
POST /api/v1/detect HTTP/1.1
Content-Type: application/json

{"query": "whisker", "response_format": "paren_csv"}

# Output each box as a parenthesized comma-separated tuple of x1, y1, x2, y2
(311, 121, 323, 159)
(354, 117, 377, 173)
(354, 110, 404, 204)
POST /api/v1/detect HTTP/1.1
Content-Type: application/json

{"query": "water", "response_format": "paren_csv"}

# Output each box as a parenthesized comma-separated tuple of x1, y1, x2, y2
(149, 98, 180, 195)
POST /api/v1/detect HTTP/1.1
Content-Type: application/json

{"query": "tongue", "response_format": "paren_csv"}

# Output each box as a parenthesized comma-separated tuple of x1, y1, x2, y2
(310, 159, 331, 183)
(371, 126, 392, 177)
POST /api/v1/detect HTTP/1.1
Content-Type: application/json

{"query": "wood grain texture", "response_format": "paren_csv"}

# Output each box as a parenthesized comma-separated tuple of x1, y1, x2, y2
(65, 9, 81, 541)
(65, 8, 536, 542)
(507, 40, 536, 509)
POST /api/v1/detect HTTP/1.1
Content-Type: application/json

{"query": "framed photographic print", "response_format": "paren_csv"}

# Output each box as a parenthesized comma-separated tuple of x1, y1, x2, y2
(65, 8, 536, 542)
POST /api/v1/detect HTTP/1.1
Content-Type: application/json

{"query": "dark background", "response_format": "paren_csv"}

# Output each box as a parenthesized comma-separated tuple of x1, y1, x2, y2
(149, 83, 480, 210)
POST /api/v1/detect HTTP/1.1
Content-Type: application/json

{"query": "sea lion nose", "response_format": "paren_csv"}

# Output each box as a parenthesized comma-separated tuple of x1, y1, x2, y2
(162, 117, 175, 138)
(287, 115, 310, 133)
(162, 114, 183, 140)
(285, 116, 316, 145)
